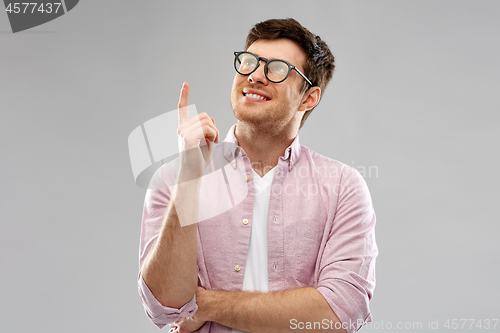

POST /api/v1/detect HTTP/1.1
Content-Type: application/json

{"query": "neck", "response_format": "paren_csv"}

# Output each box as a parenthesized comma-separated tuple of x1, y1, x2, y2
(234, 120, 298, 177)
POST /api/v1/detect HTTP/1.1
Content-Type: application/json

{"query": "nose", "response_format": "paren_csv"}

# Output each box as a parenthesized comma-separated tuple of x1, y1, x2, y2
(248, 60, 268, 85)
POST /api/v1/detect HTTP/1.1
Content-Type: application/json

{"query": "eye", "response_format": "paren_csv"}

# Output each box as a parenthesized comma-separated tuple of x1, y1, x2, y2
(239, 55, 256, 67)
(274, 65, 287, 72)
(269, 61, 289, 76)
(244, 58, 256, 67)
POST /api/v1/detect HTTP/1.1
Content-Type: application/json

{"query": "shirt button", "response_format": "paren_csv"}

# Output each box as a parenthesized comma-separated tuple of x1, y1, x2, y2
(244, 174, 249, 181)
(290, 161, 294, 166)
(242, 219, 249, 225)
(231, 159, 235, 164)
(239, 150, 243, 156)
(235, 265, 241, 272)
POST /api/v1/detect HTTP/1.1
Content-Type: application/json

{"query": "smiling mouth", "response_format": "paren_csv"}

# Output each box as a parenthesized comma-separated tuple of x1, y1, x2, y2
(243, 92, 270, 101)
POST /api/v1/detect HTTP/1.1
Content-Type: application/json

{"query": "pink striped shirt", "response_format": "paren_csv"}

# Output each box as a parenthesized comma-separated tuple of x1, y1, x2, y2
(138, 124, 377, 332)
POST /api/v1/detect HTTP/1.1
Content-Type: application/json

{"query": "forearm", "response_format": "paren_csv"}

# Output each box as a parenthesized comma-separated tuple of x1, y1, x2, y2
(140, 178, 201, 309)
(199, 288, 346, 333)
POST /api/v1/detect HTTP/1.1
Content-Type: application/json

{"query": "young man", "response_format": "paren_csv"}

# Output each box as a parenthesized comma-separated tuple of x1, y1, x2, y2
(138, 19, 377, 333)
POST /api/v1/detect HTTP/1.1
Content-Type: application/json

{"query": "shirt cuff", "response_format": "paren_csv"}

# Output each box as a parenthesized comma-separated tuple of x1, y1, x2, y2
(317, 285, 371, 333)
(138, 273, 198, 328)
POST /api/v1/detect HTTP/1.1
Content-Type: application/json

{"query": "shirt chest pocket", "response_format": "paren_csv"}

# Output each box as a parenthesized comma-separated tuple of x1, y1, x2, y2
(294, 220, 323, 285)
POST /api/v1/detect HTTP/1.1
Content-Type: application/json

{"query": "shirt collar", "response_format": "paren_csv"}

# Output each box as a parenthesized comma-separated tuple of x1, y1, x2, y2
(222, 124, 301, 171)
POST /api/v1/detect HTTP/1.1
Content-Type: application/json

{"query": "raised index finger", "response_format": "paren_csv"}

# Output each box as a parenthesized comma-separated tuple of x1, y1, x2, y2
(178, 82, 190, 125)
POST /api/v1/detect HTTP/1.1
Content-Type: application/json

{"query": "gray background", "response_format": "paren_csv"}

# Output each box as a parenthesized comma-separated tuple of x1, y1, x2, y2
(1, 1, 499, 332)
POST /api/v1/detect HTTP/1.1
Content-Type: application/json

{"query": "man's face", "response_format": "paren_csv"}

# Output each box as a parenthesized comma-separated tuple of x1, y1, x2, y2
(230, 38, 309, 129)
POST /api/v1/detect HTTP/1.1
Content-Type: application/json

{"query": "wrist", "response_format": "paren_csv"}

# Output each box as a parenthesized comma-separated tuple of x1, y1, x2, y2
(196, 288, 218, 323)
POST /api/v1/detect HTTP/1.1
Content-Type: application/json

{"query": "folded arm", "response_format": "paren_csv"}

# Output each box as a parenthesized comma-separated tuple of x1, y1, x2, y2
(194, 287, 347, 333)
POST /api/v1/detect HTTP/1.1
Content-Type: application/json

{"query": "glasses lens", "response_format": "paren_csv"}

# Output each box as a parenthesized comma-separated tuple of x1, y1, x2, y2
(235, 53, 258, 75)
(267, 60, 290, 82)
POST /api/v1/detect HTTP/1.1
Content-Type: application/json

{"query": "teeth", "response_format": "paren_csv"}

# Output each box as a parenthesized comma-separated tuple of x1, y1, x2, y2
(246, 93, 268, 100)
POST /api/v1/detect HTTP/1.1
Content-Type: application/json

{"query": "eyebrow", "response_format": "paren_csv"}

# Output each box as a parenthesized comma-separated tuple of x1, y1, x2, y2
(248, 51, 301, 69)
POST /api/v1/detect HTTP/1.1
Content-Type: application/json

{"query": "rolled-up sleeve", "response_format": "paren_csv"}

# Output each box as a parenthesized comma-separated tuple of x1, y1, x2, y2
(138, 272, 198, 328)
(137, 161, 198, 328)
(317, 168, 378, 333)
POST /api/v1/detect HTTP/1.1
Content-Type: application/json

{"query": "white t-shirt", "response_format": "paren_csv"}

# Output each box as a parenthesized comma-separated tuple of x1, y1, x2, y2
(232, 167, 275, 333)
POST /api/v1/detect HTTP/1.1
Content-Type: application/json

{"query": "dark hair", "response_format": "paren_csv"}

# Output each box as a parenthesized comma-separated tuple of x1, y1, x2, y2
(245, 18, 335, 129)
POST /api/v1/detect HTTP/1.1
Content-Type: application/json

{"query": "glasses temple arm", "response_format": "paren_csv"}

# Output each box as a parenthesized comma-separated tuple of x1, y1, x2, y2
(293, 67, 312, 86)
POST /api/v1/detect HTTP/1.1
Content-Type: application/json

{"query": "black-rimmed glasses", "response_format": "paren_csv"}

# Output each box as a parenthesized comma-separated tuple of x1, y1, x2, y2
(234, 51, 312, 86)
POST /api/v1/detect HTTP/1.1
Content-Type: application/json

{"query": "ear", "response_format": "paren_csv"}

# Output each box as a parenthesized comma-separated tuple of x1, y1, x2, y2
(298, 86, 321, 112)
